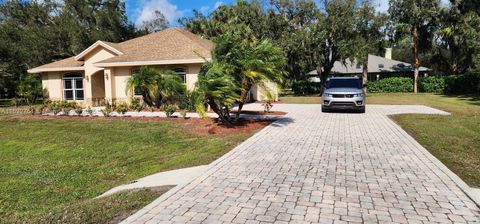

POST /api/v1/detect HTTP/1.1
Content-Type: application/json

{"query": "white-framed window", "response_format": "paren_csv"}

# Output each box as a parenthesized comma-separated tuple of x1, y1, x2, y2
(63, 73, 84, 100)
(173, 68, 186, 83)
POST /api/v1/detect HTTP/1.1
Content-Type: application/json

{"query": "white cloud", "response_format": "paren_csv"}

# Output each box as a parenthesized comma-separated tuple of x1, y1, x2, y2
(214, 1, 224, 9)
(199, 5, 210, 14)
(373, 0, 389, 13)
(135, 0, 185, 27)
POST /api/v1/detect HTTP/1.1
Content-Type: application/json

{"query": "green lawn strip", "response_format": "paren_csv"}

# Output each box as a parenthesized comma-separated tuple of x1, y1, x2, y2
(367, 93, 480, 188)
(0, 116, 256, 222)
(279, 96, 321, 104)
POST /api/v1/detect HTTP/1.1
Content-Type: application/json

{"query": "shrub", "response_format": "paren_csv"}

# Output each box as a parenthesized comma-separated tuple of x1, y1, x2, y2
(101, 102, 113, 117)
(129, 97, 143, 112)
(291, 80, 321, 95)
(179, 109, 187, 119)
(161, 104, 177, 117)
(444, 73, 480, 94)
(86, 106, 94, 116)
(179, 90, 202, 112)
(28, 105, 37, 115)
(419, 76, 445, 93)
(48, 101, 62, 115)
(74, 104, 84, 116)
(116, 102, 129, 115)
(367, 77, 413, 93)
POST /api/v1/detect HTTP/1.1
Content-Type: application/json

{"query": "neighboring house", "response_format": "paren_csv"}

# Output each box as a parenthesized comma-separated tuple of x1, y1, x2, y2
(308, 48, 431, 82)
(28, 27, 275, 106)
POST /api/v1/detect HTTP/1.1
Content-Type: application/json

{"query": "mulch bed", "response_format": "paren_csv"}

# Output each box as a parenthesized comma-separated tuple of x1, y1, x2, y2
(229, 110, 287, 116)
(27, 115, 273, 136)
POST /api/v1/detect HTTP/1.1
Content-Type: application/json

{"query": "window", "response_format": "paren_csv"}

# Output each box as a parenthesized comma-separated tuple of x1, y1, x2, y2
(63, 73, 84, 100)
(131, 68, 142, 96)
(327, 78, 362, 89)
(173, 68, 186, 83)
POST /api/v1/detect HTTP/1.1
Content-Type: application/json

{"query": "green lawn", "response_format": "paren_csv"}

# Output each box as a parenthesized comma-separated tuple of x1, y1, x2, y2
(280, 93, 480, 188)
(0, 116, 259, 223)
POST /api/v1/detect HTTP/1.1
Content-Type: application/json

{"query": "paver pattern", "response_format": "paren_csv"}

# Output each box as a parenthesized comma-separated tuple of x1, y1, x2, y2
(123, 104, 480, 223)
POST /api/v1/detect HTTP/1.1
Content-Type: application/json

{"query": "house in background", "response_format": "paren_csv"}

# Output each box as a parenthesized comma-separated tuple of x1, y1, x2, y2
(308, 48, 431, 82)
(28, 28, 276, 106)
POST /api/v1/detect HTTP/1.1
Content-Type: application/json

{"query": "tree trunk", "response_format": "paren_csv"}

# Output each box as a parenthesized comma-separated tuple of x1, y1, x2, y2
(412, 26, 420, 93)
(318, 63, 334, 95)
(208, 97, 232, 127)
(362, 62, 368, 95)
(236, 78, 252, 122)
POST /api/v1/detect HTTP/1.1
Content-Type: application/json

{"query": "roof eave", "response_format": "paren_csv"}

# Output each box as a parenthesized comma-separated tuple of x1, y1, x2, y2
(94, 58, 211, 68)
(27, 67, 84, 74)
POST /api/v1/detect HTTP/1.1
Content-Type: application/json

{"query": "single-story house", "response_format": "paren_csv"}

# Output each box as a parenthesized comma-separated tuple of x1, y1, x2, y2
(28, 27, 276, 106)
(308, 48, 431, 82)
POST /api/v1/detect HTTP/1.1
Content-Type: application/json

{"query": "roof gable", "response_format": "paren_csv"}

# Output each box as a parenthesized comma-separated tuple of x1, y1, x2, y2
(94, 27, 213, 66)
(74, 41, 124, 61)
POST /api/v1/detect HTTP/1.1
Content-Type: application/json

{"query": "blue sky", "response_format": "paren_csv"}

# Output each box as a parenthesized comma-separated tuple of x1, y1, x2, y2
(125, 0, 236, 27)
(125, 0, 449, 28)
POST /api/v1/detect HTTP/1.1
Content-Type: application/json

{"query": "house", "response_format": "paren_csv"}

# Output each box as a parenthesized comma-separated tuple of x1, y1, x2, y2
(307, 48, 431, 82)
(28, 27, 276, 106)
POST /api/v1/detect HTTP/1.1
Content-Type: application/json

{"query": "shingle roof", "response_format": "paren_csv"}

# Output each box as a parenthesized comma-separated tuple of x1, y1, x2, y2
(97, 27, 212, 64)
(29, 56, 84, 70)
(28, 28, 212, 73)
(309, 54, 430, 75)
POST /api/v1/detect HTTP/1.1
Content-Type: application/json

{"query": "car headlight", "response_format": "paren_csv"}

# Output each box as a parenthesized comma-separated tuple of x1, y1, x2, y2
(354, 93, 363, 97)
(324, 93, 333, 97)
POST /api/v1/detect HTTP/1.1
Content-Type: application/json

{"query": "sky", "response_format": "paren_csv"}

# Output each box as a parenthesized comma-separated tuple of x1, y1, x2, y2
(125, 0, 450, 28)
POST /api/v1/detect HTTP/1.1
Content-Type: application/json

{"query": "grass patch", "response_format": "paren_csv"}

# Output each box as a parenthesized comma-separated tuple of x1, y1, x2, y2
(369, 93, 480, 188)
(0, 115, 262, 222)
(279, 96, 321, 104)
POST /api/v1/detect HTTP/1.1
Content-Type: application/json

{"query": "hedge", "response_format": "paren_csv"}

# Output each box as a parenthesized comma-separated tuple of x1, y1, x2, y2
(292, 80, 321, 95)
(419, 76, 445, 93)
(444, 73, 480, 94)
(367, 74, 480, 94)
(367, 77, 413, 93)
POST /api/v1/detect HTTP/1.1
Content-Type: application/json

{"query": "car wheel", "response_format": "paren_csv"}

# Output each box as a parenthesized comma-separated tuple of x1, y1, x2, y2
(322, 107, 328, 113)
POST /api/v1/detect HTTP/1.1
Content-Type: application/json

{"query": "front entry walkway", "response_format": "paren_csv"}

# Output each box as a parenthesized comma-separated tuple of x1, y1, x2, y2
(123, 104, 479, 223)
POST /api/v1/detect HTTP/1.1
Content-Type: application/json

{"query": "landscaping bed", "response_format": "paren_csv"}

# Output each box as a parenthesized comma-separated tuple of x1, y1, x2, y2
(0, 114, 271, 223)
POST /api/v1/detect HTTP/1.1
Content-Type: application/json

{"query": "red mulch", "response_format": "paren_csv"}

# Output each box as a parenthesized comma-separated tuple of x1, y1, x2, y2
(229, 110, 287, 115)
(28, 115, 273, 136)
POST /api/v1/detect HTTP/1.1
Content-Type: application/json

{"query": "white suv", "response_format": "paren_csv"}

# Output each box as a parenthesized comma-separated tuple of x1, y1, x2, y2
(321, 77, 366, 113)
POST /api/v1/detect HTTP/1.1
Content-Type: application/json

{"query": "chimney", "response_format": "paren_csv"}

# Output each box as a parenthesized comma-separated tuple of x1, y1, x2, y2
(385, 48, 392, 60)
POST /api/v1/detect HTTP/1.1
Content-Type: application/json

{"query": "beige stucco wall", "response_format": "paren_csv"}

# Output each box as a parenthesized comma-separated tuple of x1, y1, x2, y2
(41, 72, 63, 100)
(83, 47, 116, 104)
(39, 47, 204, 106)
(112, 67, 132, 103)
(251, 81, 279, 102)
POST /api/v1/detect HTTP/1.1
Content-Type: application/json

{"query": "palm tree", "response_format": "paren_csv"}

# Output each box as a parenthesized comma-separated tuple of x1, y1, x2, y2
(126, 66, 185, 108)
(212, 25, 287, 121)
(196, 62, 239, 126)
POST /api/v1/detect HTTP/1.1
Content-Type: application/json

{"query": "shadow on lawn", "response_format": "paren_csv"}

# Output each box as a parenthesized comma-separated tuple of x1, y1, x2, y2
(447, 94, 480, 106)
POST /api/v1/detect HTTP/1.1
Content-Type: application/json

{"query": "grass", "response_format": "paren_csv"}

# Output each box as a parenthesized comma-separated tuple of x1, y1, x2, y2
(280, 93, 480, 187)
(279, 95, 321, 104)
(0, 115, 260, 223)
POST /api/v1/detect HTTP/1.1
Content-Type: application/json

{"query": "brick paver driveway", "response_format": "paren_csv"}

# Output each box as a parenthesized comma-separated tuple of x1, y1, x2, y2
(123, 104, 479, 223)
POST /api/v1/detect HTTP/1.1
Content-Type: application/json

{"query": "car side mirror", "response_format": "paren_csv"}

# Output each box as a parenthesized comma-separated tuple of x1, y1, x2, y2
(363, 84, 368, 88)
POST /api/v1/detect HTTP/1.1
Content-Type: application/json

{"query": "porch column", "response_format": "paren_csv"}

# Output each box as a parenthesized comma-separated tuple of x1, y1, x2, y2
(84, 72, 93, 106)
(104, 68, 114, 103)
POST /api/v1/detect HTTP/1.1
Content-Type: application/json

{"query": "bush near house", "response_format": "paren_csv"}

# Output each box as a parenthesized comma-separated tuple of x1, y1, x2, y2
(291, 80, 322, 95)
(444, 73, 480, 94)
(418, 76, 446, 93)
(367, 77, 413, 93)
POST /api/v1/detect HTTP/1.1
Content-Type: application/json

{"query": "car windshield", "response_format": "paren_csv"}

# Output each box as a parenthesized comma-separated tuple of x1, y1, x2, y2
(327, 79, 361, 89)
